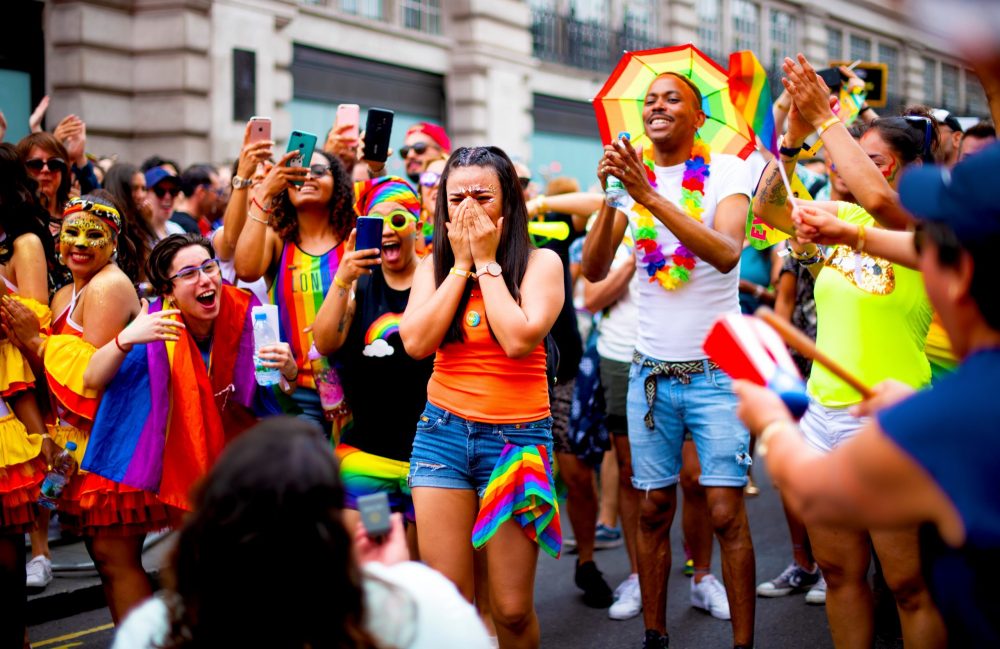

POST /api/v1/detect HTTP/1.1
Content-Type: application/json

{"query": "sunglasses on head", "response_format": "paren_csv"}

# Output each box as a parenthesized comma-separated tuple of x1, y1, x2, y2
(383, 210, 417, 231)
(518, 177, 532, 190)
(419, 171, 441, 188)
(25, 157, 68, 174)
(153, 185, 181, 199)
(399, 142, 436, 159)
(884, 116, 934, 159)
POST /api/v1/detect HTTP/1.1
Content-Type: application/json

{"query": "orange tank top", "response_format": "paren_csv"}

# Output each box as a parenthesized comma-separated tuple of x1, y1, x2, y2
(426, 286, 550, 423)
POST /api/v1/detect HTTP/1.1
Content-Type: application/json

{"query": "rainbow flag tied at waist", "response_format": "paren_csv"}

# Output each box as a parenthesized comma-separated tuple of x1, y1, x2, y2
(472, 443, 562, 558)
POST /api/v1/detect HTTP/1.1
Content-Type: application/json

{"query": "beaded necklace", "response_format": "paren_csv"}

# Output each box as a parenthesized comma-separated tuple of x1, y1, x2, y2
(632, 137, 711, 291)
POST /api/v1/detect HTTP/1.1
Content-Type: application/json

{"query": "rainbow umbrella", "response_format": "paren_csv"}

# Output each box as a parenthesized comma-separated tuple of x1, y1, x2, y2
(593, 44, 756, 160)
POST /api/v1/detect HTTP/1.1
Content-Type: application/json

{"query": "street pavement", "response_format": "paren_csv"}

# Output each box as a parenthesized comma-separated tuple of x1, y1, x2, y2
(28, 458, 903, 648)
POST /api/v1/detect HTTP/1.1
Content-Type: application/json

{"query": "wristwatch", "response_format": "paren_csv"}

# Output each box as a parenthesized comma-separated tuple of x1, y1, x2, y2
(232, 175, 253, 189)
(477, 261, 502, 278)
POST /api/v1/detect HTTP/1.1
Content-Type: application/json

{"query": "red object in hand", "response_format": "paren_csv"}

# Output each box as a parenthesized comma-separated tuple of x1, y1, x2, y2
(702, 313, 802, 386)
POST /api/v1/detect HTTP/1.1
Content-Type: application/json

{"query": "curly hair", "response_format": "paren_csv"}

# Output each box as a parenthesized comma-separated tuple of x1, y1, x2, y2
(271, 150, 355, 244)
(161, 418, 380, 649)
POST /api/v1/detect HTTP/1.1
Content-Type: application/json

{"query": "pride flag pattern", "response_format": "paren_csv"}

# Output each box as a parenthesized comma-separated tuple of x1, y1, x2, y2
(365, 312, 402, 345)
(472, 443, 562, 559)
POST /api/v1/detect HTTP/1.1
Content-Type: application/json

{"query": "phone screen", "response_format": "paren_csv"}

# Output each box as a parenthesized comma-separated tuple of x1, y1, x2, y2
(355, 216, 384, 253)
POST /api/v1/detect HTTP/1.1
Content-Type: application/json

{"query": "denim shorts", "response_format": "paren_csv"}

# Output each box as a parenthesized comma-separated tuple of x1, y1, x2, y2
(627, 355, 751, 489)
(408, 402, 554, 497)
(799, 399, 867, 453)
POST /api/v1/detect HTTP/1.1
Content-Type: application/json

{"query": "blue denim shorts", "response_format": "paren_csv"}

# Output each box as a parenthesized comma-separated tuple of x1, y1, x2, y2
(408, 402, 554, 497)
(627, 355, 751, 489)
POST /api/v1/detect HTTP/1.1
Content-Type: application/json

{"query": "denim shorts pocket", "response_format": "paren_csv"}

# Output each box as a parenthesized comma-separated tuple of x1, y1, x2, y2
(415, 410, 444, 434)
(707, 366, 734, 391)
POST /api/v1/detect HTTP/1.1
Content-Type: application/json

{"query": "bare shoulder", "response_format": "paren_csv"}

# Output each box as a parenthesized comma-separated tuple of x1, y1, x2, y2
(86, 266, 139, 311)
(527, 247, 563, 270)
(11, 233, 44, 255)
(51, 284, 73, 313)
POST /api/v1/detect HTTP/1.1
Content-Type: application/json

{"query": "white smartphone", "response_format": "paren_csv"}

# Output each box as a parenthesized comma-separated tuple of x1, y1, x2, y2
(336, 104, 360, 142)
(248, 116, 272, 144)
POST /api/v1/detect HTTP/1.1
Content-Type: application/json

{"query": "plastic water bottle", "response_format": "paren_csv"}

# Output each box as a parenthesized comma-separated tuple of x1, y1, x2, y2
(253, 313, 282, 386)
(605, 131, 630, 208)
(38, 442, 78, 510)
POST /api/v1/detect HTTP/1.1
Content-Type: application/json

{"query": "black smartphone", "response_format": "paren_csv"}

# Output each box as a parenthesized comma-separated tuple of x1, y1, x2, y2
(355, 216, 384, 253)
(357, 492, 392, 541)
(817, 68, 844, 92)
(363, 108, 395, 163)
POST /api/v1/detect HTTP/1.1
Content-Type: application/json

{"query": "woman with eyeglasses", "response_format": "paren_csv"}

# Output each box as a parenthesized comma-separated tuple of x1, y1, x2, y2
(234, 148, 356, 437)
(399, 147, 564, 649)
(2, 193, 170, 625)
(753, 54, 945, 649)
(312, 177, 431, 553)
(416, 156, 448, 258)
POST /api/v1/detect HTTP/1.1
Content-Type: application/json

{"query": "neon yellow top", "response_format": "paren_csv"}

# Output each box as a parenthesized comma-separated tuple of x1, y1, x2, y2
(807, 202, 932, 406)
(925, 312, 958, 371)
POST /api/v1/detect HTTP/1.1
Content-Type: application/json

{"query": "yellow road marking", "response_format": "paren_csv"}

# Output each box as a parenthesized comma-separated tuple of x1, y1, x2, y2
(33, 623, 114, 647)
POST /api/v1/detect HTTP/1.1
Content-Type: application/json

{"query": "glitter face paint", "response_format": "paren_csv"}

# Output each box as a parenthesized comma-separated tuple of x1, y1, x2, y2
(60, 215, 113, 250)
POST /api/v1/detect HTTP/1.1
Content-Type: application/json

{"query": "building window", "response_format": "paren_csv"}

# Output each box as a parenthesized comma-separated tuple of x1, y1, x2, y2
(878, 43, 901, 111)
(826, 27, 842, 63)
(769, 10, 797, 71)
(340, 0, 383, 20)
(401, 0, 440, 34)
(696, 0, 723, 62)
(732, 0, 760, 53)
(967, 75, 989, 116)
(532, 0, 658, 72)
(623, 0, 658, 51)
(941, 63, 960, 111)
(849, 34, 871, 62)
(922, 57, 938, 105)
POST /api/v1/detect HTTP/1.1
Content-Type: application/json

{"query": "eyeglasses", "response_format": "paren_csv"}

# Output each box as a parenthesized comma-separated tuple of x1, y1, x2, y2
(518, 177, 532, 190)
(153, 185, 181, 199)
(419, 171, 441, 188)
(169, 258, 222, 283)
(384, 210, 417, 231)
(25, 157, 68, 175)
(307, 163, 332, 178)
(399, 142, 436, 159)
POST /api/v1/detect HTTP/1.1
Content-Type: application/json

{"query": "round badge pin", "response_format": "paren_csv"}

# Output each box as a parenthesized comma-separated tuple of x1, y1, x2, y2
(466, 310, 481, 327)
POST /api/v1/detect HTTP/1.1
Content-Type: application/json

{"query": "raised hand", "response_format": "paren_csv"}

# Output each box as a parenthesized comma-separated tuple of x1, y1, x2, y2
(116, 299, 185, 350)
(466, 197, 502, 267)
(252, 150, 309, 204)
(334, 229, 381, 284)
(54, 115, 88, 167)
(446, 199, 474, 270)
(782, 55, 837, 129)
(29, 95, 49, 134)
(236, 121, 273, 181)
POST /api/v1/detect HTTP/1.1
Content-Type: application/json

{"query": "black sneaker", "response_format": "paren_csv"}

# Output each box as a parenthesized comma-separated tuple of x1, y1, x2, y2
(575, 560, 614, 608)
(643, 629, 669, 649)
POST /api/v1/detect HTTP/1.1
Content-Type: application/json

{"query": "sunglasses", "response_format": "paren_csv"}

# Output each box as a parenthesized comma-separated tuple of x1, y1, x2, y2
(170, 258, 222, 283)
(25, 157, 68, 174)
(153, 185, 181, 199)
(419, 171, 441, 188)
(307, 163, 332, 178)
(519, 177, 532, 190)
(399, 142, 437, 159)
(883, 116, 934, 159)
(383, 210, 417, 231)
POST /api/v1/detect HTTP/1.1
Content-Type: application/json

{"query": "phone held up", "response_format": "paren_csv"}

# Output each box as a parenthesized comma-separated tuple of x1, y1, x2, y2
(336, 104, 360, 142)
(248, 116, 271, 144)
(357, 492, 392, 543)
(285, 130, 318, 186)
(363, 108, 394, 163)
(355, 216, 384, 254)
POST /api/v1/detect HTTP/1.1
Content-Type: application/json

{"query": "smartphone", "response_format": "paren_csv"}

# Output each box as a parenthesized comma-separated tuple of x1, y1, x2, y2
(357, 492, 392, 541)
(286, 130, 318, 185)
(363, 108, 394, 163)
(336, 104, 360, 142)
(817, 68, 844, 92)
(248, 116, 271, 144)
(355, 216, 384, 253)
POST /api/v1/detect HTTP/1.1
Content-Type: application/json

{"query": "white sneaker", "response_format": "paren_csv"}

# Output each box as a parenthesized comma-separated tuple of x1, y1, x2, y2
(691, 574, 731, 620)
(26, 555, 52, 590)
(609, 573, 642, 620)
(805, 574, 827, 605)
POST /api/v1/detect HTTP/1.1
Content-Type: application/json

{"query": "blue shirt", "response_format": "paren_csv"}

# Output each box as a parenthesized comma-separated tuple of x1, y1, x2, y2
(878, 348, 1000, 647)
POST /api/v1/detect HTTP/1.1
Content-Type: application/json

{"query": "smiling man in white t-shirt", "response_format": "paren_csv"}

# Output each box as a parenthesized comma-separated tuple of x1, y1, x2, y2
(582, 73, 755, 649)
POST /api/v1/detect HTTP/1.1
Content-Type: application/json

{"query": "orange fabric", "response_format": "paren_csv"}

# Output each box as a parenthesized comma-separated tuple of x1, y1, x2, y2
(0, 456, 46, 533)
(59, 472, 170, 536)
(427, 287, 549, 423)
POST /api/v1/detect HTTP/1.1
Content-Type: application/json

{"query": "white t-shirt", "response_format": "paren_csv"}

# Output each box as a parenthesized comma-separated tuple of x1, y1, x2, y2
(622, 153, 752, 361)
(213, 227, 270, 305)
(112, 562, 490, 649)
(596, 239, 640, 363)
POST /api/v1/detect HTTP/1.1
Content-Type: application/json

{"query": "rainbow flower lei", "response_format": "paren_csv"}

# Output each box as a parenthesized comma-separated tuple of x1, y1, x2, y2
(633, 137, 711, 291)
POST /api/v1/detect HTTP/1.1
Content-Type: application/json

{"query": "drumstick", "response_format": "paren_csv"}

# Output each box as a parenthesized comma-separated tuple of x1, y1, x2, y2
(755, 306, 874, 399)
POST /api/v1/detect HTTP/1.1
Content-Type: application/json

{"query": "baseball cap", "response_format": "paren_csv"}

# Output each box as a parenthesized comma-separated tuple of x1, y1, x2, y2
(899, 142, 1000, 242)
(144, 166, 180, 189)
(932, 108, 964, 134)
(405, 122, 451, 153)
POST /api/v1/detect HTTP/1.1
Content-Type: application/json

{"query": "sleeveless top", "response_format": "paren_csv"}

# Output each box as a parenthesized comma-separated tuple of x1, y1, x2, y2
(427, 285, 549, 424)
(269, 241, 344, 389)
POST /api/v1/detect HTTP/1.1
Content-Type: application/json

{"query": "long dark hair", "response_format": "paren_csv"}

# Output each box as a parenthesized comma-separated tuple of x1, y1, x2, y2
(72, 190, 144, 285)
(104, 164, 156, 281)
(15, 132, 72, 215)
(0, 143, 55, 268)
(162, 418, 379, 649)
(271, 150, 355, 245)
(432, 146, 533, 345)
(867, 106, 940, 166)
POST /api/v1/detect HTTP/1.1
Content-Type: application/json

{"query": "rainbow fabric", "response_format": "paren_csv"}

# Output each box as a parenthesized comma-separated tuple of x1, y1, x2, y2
(745, 171, 814, 250)
(83, 286, 280, 510)
(365, 312, 401, 345)
(270, 243, 343, 389)
(728, 51, 779, 158)
(353, 176, 421, 219)
(472, 443, 561, 559)
(335, 444, 413, 518)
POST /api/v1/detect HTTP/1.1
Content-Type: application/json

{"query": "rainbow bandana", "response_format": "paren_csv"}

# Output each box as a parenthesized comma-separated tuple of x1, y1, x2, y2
(353, 176, 421, 219)
(472, 444, 562, 558)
